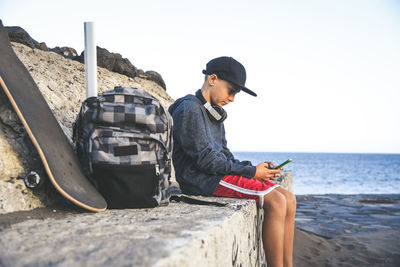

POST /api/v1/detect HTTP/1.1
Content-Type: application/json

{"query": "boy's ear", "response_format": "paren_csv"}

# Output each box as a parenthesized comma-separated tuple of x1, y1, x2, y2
(208, 74, 218, 86)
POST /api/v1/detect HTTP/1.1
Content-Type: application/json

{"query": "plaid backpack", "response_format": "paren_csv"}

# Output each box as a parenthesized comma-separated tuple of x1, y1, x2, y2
(73, 87, 173, 208)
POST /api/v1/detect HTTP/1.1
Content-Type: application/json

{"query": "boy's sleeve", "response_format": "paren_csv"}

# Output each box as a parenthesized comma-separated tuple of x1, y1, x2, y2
(172, 101, 256, 178)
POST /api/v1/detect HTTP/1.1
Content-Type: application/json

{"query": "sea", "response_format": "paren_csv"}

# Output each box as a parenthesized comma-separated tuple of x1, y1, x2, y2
(232, 152, 400, 195)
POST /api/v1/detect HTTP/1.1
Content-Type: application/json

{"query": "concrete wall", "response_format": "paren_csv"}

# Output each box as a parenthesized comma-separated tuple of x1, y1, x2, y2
(0, 172, 293, 267)
(160, 171, 292, 267)
(0, 199, 264, 266)
(157, 201, 265, 267)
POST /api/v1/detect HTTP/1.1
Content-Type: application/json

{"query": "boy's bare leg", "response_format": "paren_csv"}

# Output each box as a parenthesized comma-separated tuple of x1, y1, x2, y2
(275, 187, 296, 267)
(262, 190, 287, 267)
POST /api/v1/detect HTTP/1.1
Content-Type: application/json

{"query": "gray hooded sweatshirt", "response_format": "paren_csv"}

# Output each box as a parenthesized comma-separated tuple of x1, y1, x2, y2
(168, 93, 257, 195)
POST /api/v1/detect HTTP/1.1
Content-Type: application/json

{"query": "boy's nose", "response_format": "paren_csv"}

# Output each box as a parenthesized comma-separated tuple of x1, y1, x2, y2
(228, 95, 235, 102)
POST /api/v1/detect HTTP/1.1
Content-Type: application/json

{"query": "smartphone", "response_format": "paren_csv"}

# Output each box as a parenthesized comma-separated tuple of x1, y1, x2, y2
(274, 159, 292, 170)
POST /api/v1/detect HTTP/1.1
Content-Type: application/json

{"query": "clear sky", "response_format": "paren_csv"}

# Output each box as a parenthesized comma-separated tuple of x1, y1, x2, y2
(1, 0, 399, 153)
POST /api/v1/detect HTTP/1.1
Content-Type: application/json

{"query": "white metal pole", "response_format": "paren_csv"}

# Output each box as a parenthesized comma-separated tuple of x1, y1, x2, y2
(84, 22, 97, 98)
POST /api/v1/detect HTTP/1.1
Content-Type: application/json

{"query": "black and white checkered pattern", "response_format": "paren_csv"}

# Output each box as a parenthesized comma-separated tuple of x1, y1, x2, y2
(73, 87, 173, 208)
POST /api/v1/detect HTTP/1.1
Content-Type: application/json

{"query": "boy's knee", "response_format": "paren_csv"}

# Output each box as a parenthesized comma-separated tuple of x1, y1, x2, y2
(263, 190, 286, 214)
(285, 191, 297, 214)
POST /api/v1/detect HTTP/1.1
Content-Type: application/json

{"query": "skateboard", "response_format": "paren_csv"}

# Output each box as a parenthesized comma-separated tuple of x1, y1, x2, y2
(0, 20, 107, 212)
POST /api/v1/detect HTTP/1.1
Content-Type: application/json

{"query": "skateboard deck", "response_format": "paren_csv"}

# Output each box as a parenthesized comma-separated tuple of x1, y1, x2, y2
(0, 21, 107, 212)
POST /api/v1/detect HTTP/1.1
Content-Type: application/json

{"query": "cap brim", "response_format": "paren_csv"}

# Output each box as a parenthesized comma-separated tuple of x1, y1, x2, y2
(241, 87, 257, 97)
(227, 80, 257, 97)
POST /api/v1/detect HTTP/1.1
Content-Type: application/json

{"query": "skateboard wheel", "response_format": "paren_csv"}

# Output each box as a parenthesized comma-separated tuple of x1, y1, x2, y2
(23, 171, 41, 189)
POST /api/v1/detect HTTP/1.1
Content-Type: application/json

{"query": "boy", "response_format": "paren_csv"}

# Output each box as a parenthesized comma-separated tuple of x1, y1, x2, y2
(168, 56, 296, 267)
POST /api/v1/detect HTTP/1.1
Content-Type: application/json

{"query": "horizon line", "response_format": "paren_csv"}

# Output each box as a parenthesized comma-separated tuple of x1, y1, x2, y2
(232, 151, 400, 155)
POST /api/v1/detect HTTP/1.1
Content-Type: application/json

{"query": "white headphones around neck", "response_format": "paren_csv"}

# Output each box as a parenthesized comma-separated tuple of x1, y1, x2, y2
(195, 89, 227, 123)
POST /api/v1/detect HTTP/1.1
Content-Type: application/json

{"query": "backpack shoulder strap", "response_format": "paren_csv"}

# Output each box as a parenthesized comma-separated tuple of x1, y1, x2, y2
(170, 195, 228, 207)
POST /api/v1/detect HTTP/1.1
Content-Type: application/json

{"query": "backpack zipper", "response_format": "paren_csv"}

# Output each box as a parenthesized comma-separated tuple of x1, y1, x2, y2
(155, 164, 160, 176)
(93, 126, 169, 157)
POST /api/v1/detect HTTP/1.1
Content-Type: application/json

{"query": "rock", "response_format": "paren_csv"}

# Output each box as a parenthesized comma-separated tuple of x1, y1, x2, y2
(35, 42, 49, 52)
(4, 25, 155, 85)
(5, 26, 48, 51)
(0, 42, 174, 214)
(4, 26, 35, 49)
(136, 69, 145, 76)
(75, 46, 137, 78)
(50, 46, 78, 59)
(137, 70, 166, 90)
(295, 194, 400, 238)
(0, 86, 62, 212)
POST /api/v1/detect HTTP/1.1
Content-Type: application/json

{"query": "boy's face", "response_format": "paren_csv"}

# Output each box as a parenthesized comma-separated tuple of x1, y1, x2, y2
(209, 75, 240, 107)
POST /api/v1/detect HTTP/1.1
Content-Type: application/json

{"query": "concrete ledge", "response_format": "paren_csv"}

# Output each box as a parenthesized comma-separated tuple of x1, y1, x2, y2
(0, 172, 292, 266)
(0, 198, 265, 266)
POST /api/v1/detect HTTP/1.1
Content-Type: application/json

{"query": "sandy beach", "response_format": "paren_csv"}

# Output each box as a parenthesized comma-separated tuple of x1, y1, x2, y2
(294, 228, 400, 266)
(1, 194, 399, 266)
(294, 194, 400, 267)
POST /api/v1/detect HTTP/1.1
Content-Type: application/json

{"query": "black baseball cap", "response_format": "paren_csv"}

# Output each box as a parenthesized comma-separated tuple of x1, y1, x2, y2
(202, 56, 257, 97)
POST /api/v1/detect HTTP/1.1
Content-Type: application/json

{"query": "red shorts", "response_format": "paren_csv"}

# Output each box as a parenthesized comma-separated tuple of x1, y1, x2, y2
(213, 175, 279, 208)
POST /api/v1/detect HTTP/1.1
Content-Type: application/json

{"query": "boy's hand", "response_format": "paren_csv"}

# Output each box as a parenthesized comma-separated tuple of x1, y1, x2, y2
(264, 161, 284, 170)
(253, 163, 281, 181)
(264, 161, 276, 169)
